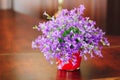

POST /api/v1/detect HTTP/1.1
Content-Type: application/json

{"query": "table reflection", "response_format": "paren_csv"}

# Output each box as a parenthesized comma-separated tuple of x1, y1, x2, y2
(56, 69, 82, 80)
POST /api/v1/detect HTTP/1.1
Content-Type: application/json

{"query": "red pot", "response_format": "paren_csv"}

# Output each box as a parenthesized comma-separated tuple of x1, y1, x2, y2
(57, 52, 82, 71)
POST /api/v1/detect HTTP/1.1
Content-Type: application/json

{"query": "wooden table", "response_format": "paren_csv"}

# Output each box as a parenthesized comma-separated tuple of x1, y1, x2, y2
(0, 10, 120, 80)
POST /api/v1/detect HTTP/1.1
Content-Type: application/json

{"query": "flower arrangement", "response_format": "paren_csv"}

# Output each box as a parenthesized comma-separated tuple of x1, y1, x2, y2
(32, 5, 110, 68)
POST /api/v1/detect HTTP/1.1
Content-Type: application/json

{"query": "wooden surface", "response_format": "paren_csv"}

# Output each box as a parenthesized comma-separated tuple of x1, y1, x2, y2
(0, 10, 120, 80)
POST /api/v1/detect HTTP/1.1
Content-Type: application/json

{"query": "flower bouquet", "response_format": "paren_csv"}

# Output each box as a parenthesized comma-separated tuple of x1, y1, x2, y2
(32, 5, 110, 70)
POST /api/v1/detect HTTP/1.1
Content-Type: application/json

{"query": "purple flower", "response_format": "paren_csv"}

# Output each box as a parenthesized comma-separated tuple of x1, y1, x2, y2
(32, 5, 110, 66)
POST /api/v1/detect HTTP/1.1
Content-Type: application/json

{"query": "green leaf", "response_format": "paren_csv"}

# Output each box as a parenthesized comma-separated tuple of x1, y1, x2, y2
(58, 38, 63, 43)
(62, 30, 70, 37)
(62, 31, 67, 37)
(62, 27, 81, 37)
(73, 28, 80, 33)
(70, 27, 74, 30)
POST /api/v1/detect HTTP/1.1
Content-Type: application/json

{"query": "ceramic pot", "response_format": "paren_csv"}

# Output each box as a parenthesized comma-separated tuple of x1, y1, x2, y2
(57, 52, 82, 71)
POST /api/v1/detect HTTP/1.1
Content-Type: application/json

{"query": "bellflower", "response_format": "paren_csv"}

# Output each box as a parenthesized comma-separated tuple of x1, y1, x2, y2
(32, 5, 110, 67)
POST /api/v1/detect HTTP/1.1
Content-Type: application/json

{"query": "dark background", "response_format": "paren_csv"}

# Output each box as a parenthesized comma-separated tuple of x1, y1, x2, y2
(107, 0, 120, 35)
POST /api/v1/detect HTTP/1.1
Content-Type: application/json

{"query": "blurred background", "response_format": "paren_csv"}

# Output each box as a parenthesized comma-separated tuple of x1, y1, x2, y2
(0, 1, 120, 80)
(0, 0, 120, 35)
